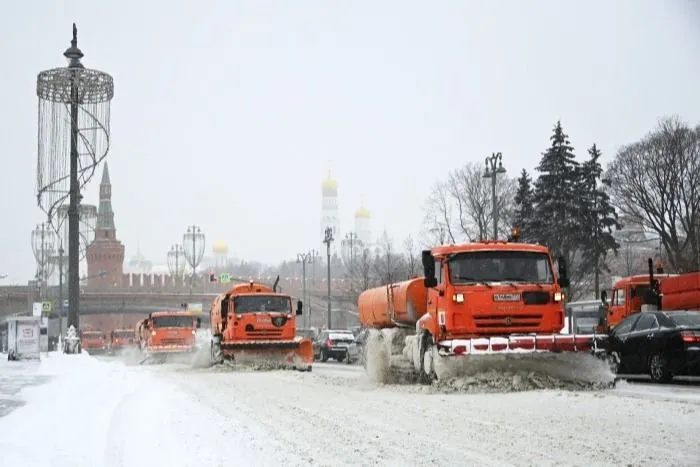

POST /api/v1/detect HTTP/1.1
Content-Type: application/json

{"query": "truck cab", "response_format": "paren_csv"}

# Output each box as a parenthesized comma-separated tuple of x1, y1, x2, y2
(141, 310, 201, 353)
(419, 231, 570, 343)
(211, 282, 303, 344)
(80, 329, 107, 354)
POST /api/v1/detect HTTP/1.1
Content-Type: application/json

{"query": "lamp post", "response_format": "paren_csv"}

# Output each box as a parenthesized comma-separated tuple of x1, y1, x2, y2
(323, 226, 334, 329)
(344, 232, 358, 270)
(483, 152, 507, 240)
(167, 244, 185, 282)
(31, 222, 56, 301)
(183, 225, 205, 293)
(297, 251, 313, 328)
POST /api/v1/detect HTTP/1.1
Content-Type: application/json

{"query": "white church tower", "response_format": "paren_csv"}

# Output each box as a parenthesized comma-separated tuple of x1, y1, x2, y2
(320, 170, 340, 254)
(354, 204, 372, 250)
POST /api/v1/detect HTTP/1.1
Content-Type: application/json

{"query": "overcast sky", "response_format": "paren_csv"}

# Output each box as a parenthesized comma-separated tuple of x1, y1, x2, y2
(1, 0, 699, 283)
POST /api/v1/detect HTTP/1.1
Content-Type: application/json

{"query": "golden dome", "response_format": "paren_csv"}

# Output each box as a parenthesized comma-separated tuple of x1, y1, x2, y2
(355, 206, 370, 218)
(321, 169, 338, 196)
(212, 239, 229, 255)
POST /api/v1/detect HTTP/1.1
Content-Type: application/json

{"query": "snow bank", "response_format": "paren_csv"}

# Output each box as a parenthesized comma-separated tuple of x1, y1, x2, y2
(0, 352, 274, 467)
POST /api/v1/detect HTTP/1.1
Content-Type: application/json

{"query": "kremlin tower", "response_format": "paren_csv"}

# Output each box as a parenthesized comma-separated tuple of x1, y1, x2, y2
(320, 170, 340, 254)
(86, 162, 125, 287)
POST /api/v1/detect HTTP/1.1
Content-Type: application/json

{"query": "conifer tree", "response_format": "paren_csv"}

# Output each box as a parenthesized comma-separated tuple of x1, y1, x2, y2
(579, 143, 621, 297)
(513, 169, 534, 240)
(531, 121, 581, 266)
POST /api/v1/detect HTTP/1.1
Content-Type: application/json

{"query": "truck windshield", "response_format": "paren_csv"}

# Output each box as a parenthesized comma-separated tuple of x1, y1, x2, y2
(233, 295, 291, 313)
(152, 316, 194, 328)
(448, 250, 553, 284)
(83, 332, 105, 339)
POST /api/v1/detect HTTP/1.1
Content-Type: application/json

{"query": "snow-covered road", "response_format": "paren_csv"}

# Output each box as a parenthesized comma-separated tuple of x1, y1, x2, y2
(1, 354, 699, 466)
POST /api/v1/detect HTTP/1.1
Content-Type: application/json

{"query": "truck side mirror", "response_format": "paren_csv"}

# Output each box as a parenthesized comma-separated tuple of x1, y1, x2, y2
(422, 250, 438, 288)
(221, 298, 229, 318)
(296, 300, 303, 316)
(196, 317, 201, 329)
(600, 290, 607, 303)
(557, 255, 570, 288)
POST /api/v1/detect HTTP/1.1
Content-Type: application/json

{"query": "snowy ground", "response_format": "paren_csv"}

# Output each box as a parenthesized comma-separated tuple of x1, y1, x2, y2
(1, 353, 699, 466)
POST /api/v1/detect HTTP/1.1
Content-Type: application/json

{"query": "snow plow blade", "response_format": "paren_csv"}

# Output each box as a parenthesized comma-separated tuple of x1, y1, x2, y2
(365, 329, 615, 391)
(216, 337, 313, 371)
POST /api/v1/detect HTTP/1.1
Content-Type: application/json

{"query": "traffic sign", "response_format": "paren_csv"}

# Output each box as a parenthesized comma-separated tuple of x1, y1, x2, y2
(41, 301, 52, 313)
(219, 272, 231, 284)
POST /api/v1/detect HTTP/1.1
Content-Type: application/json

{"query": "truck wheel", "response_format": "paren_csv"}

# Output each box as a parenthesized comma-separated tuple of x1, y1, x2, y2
(419, 332, 437, 384)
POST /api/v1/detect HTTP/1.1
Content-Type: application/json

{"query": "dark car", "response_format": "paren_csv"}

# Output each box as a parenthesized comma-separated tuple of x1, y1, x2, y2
(314, 330, 356, 362)
(606, 310, 700, 383)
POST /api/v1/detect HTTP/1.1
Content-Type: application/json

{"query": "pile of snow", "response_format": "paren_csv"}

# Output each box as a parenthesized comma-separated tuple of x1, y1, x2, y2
(0, 352, 282, 466)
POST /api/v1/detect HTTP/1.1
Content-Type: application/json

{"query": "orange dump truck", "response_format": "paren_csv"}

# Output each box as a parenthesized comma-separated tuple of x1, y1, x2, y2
(602, 259, 700, 331)
(109, 328, 137, 354)
(136, 310, 201, 363)
(80, 329, 108, 355)
(209, 278, 313, 371)
(358, 229, 609, 384)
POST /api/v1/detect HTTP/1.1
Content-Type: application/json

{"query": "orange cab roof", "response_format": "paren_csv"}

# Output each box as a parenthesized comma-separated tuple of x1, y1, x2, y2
(150, 310, 198, 317)
(431, 241, 550, 257)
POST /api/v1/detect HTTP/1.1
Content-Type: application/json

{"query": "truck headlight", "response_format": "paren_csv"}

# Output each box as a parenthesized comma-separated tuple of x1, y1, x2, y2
(553, 292, 563, 302)
(452, 293, 464, 303)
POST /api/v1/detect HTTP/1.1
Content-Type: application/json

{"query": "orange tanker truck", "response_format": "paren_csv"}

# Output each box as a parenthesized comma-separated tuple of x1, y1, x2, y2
(209, 277, 313, 371)
(357, 228, 610, 384)
(136, 310, 202, 363)
(599, 258, 700, 332)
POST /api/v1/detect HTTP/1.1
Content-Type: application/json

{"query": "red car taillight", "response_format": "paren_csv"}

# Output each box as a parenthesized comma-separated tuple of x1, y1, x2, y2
(681, 331, 700, 343)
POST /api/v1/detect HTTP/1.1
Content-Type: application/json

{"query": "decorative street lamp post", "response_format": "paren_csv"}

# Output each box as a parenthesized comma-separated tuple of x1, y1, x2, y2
(323, 226, 334, 329)
(297, 251, 316, 328)
(183, 226, 205, 292)
(167, 244, 186, 281)
(31, 222, 56, 301)
(483, 152, 507, 240)
(36, 24, 114, 329)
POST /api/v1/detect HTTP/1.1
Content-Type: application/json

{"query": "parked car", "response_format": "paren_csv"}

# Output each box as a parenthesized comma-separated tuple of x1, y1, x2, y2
(347, 328, 369, 365)
(314, 330, 356, 362)
(606, 310, 700, 383)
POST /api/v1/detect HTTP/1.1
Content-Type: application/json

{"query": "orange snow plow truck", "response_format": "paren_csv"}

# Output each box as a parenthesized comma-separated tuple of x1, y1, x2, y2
(135, 310, 201, 363)
(209, 278, 313, 371)
(357, 229, 613, 385)
(599, 258, 700, 332)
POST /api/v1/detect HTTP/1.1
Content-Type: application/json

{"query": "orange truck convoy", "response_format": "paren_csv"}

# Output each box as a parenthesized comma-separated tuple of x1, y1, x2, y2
(209, 277, 313, 371)
(135, 310, 202, 363)
(357, 228, 608, 383)
(599, 259, 700, 331)
(79, 329, 108, 355)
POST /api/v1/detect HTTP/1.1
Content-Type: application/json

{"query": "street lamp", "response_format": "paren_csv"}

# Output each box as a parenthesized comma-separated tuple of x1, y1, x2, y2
(183, 225, 205, 291)
(323, 226, 334, 329)
(297, 251, 313, 328)
(31, 222, 57, 300)
(483, 152, 507, 240)
(343, 232, 358, 269)
(167, 244, 185, 280)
